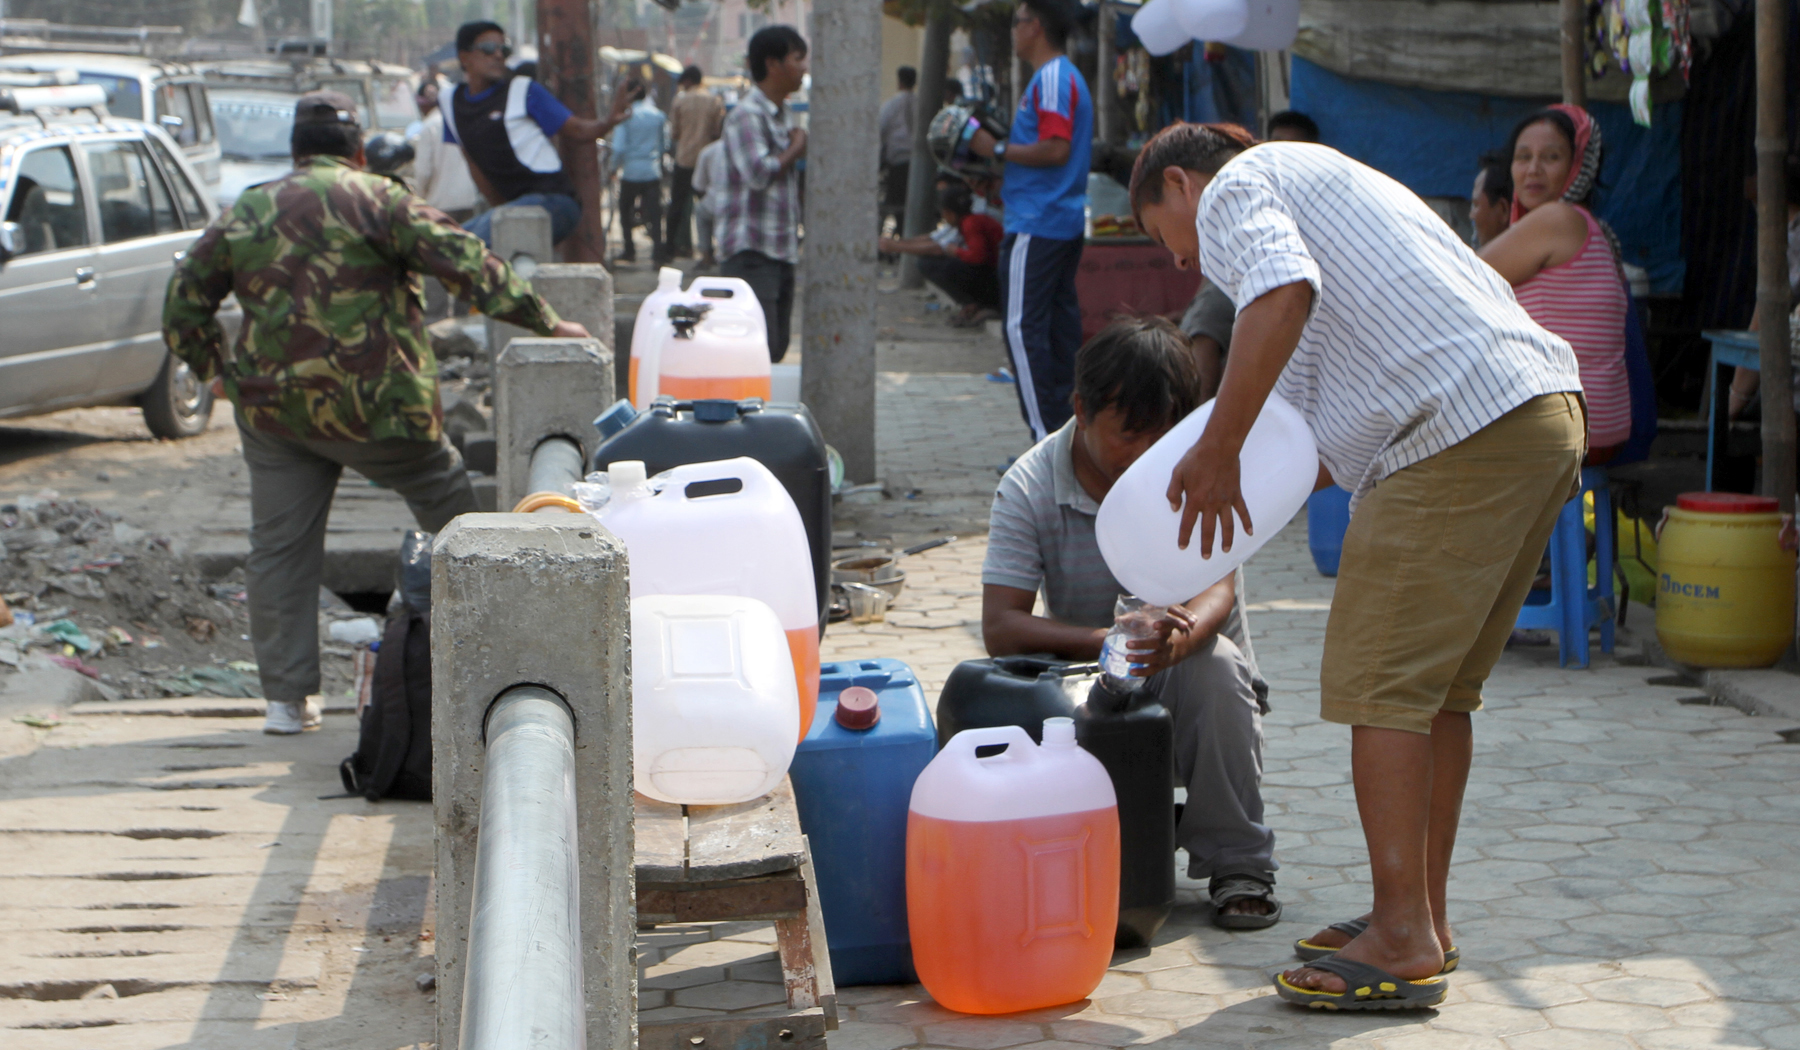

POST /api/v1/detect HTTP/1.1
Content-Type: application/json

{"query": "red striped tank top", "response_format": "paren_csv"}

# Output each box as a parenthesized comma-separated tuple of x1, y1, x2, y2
(1514, 208, 1631, 448)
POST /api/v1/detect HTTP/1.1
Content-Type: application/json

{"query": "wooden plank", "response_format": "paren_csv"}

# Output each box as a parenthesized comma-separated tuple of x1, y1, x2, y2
(633, 793, 687, 882)
(684, 779, 805, 881)
(772, 843, 835, 1025)
(639, 1006, 829, 1050)
(637, 876, 808, 924)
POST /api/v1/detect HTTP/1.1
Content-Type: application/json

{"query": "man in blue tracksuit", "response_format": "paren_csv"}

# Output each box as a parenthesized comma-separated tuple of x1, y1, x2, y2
(971, 0, 1092, 442)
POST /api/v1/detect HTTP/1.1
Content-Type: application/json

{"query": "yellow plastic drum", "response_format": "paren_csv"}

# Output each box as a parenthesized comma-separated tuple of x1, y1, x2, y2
(1656, 493, 1795, 667)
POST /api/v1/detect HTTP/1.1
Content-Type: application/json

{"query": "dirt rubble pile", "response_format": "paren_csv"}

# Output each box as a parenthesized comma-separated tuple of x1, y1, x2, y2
(0, 492, 354, 701)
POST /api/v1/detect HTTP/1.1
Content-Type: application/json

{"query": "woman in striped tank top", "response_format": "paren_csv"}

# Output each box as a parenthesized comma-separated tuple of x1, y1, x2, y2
(1480, 104, 1632, 461)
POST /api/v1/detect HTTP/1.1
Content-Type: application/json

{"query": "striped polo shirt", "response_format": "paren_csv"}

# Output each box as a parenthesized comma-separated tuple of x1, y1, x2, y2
(1196, 143, 1583, 506)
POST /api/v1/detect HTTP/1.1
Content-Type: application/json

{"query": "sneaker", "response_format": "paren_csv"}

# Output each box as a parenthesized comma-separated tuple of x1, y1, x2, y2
(263, 696, 324, 735)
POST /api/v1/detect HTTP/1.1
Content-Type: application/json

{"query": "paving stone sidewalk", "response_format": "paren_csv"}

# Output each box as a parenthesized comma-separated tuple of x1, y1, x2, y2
(6, 342, 1800, 1048)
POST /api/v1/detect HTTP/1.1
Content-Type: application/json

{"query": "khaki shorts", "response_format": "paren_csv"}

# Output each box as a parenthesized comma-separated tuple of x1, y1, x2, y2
(1321, 393, 1586, 734)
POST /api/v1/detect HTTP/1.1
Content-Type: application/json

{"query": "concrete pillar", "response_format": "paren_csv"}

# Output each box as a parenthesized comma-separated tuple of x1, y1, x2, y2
(900, 3, 954, 290)
(491, 261, 615, 368)
(494, 337, 612, 509)
(485, 205, 555, 355)
(432, 514, 634, 1050)
(802, 0, 882, 483)
(1096, 0, 1122, 147)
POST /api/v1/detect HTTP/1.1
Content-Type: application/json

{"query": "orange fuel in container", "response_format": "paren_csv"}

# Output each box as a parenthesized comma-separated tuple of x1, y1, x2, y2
(907, 721, 1119, 1015)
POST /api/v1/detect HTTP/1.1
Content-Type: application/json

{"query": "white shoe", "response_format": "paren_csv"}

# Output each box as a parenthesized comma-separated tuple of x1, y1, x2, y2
(263, 696, 324, 735)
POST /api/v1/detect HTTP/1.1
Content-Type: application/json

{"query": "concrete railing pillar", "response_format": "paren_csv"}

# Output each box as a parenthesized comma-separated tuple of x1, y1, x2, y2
(491, 261, 617, 366)
(494, 337, 612, 510)
(432, 514, 634, 1050)
(485, 205, 555, 354)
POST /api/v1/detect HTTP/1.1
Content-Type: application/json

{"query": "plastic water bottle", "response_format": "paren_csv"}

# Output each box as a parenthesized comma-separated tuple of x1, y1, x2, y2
(1099, 596, 1164, 693)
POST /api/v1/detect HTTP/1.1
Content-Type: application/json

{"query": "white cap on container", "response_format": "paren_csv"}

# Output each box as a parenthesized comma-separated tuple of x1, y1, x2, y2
(657, 266, 684, 291)
(609, 460, 648, 490)
(1042, 716, 1076, 748)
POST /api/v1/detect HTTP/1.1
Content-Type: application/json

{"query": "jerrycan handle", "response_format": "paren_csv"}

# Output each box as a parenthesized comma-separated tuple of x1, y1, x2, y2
(689, 276, 746, 299)
(944, 724, 1036, 764)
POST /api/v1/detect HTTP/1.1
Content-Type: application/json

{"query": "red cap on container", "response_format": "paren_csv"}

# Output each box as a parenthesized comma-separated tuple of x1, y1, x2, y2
(1676, 492, 1780, 514)
(834, 687, 881, 730)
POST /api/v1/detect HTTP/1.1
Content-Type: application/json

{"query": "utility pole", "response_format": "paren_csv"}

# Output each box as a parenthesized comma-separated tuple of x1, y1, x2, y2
(1755, 0, 1794, 509)
(1096, 0, 1121, 146)
(802, 0, 881, 483)
(900, 2, 953, 290)
(1558, 0, 1585, 106)
(538, 0, 606, 263)
(310, 0, 332, 52)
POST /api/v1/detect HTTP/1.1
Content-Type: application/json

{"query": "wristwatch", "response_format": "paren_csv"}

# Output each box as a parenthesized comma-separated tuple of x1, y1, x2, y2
(993, 141, 1007, 161)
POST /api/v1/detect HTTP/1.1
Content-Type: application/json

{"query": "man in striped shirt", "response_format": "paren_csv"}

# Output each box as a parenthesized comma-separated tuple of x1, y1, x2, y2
(1130, 124, 1585, 1009)
(717, 25, 809, 363)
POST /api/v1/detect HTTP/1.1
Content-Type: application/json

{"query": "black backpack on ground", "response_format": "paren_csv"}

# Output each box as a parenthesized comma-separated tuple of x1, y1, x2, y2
(339, 531, 434, 802)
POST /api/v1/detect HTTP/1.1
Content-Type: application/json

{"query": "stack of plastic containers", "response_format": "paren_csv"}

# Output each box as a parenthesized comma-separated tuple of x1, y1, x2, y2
(907, 719, 1119, 1014)
(629, 270, 771, 408)
(594, 457, 821, 741)
(789, 659, 937, 985)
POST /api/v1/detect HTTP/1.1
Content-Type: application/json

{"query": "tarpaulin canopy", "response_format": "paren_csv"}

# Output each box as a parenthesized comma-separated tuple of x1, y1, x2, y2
(1291, 56, 1685, 293)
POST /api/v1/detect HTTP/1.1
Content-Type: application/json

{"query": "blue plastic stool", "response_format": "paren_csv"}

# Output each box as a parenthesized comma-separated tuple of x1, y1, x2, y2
(1515, 467, 1615, 668)
(1307, 486, 1352, 576)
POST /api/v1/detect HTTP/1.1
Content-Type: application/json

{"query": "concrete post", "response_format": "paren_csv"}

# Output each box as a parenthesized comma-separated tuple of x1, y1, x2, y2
(432, 514, 634, 1050)
(485, 205, 555, 355)
(491, 261, 615, 372)
(495, 337, 612, 509)
(900, 3, 954, 290)
(802, 0, 882, 484)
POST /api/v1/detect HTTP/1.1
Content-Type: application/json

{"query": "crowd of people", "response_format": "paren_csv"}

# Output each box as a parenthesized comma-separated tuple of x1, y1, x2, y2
(157, 0, 1793, 1017)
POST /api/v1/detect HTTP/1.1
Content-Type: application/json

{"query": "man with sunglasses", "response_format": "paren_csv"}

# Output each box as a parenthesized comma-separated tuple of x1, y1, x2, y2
(444, 21, 639, 245)
(968, 0, 1092, 443)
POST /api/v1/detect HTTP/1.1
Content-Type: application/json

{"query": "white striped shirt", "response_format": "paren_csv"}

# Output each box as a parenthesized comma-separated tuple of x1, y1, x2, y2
(1196, 143, 1582, 505)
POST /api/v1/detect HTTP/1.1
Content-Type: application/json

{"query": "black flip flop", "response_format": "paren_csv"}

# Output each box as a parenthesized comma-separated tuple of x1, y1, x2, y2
(1295, 919, 1460, 973)
(1210, 873, 1282, 930)
(1274, 955, 1449, 1011)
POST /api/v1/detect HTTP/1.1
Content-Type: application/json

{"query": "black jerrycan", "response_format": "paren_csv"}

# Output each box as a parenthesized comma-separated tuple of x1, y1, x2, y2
(594, 397, 831, 623)
(935, 656, 1077, 747)
(1074, 677, 1175, 950)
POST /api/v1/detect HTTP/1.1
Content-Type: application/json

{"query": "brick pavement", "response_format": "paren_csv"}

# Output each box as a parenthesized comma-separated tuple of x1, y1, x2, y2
(7, 331, 1800, 1047)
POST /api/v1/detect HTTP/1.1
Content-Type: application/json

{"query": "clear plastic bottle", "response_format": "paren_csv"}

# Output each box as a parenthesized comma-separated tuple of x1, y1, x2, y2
(1098, 595, 1166, 693)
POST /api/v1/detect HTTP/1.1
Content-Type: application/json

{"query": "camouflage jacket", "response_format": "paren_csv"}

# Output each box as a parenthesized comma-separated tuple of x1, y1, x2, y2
(163, 155, 561, 442)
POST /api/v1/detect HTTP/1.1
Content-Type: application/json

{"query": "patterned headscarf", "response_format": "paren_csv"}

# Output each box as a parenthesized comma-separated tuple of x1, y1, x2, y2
(1509, 103, 1603, 225)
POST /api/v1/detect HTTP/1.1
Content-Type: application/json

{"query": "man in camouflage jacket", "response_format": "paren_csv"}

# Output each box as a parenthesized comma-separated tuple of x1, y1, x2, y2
(164, 91, 589, 735)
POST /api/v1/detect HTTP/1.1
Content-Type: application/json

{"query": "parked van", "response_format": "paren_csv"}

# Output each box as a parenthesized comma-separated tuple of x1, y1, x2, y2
(0, 53, 221, 195)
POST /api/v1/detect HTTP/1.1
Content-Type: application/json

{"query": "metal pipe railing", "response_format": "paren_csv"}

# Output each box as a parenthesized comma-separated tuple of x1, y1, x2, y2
(459, 686, 585, 1050)
(527, 436, 586, 497)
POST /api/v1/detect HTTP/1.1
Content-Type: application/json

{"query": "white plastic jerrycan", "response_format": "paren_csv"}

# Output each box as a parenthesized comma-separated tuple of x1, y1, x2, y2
(632, 593, 800, 805)
(907, 719, 1120, 1015)
(629, 266, 686, 408)
(1095, 395, 1317, 606)
(595, 457, 821, 740)
(656, 281, 772, 403)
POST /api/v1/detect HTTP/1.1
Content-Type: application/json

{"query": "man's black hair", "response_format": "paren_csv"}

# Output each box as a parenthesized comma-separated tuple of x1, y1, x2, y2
(897, 66, 917, 89)
(937, 179, 972, 218)
(1073, 316, 1204, 434)
(292, 122, 361, 161)
(1267, 110, 1320, 142)
(748, 25, 807, 82)
(1019, 0, 1074, 50)
(455, 20, 505, 53)
(681, 64, 704, 86)
(1476, 149, 1512, 205)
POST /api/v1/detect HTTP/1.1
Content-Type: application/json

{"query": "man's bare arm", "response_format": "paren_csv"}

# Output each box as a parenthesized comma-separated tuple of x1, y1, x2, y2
(982, 584, 1106, 661)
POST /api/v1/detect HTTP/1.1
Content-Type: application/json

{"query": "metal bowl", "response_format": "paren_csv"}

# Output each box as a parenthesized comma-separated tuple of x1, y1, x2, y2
(832, 555, 905, 602)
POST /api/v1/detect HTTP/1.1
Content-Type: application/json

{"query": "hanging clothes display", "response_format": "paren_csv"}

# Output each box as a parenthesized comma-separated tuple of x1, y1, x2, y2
(1590, 0, 1692, 125)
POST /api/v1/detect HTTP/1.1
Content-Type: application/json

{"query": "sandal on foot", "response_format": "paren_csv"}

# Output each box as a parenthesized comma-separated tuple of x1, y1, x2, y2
(1274, 955, 1449, 1011)
(1210, 873, 1282, 930)
(1295, 921, 1460, 973)
(1294, 919, 1368, 962)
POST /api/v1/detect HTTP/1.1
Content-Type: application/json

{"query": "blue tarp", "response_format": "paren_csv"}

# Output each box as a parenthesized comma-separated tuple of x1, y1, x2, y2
(1290, 56, 1684, 294)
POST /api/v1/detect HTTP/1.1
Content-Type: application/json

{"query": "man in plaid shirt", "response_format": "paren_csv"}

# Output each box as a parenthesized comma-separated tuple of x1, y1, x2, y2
(718, 25, 809, 362)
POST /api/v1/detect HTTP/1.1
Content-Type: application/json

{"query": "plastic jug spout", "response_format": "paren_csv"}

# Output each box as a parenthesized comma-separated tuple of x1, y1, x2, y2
(609, 460, 649, 497)
(1084, 678, 1133, 714)
(1042, 716, 1077, 748)
(656, 266, 684, 291)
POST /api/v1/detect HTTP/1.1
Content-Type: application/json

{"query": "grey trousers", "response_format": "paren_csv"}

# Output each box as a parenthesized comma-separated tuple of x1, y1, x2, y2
(1145, 634, 1276, 881)
(237, 418, 479, 702)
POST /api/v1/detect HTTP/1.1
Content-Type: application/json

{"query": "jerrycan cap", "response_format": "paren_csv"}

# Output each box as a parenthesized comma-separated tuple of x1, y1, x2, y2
(834, 686, 881, 730)
(593, 399, 637, 440)
(609, 460, 648, 490)
(1677, 492, 1779, 514)
(1042, 716, 1076, 747)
